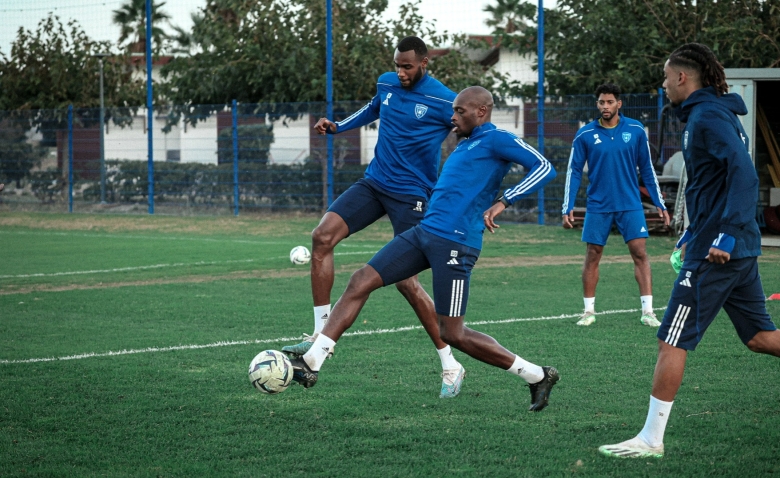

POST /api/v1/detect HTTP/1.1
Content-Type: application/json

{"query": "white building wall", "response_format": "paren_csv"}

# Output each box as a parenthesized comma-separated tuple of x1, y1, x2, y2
(495, 50, 538, 88)
(180, 116, 218, 164)
(361, 123, 380, 165)
(268, 116, 310, 164)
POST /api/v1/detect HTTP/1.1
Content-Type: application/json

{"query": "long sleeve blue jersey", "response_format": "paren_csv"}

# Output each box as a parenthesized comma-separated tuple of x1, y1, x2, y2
(675, 87, 761, 260)
(562, 115, 665, 214)
(331, 72, 456, 197)
(421, 123, 556, 250)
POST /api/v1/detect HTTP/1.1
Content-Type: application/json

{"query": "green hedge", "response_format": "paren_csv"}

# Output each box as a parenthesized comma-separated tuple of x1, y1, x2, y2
(79, 159, 367, 211)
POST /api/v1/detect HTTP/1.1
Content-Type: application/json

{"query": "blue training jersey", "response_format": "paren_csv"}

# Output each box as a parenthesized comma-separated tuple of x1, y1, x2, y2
(421, 123, 556, 250)
(331, 72, 456, 197)
(562, 115, 665, 214)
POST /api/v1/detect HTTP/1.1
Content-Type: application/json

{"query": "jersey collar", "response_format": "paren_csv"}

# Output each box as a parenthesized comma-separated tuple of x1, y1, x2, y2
(409, 72, 430, 90)
(467, 122, 496, 139)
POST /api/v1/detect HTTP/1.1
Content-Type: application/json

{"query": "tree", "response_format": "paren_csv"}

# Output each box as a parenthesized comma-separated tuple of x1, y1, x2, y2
(484, 0, 536, 34)
(160, 0, 512, 126)
(168, 12, 205, 56)
(0, 14, 145, 145)
(486, 0, 780, 96)
(0, 122, 47, 187)
(112, 0, 173, 55)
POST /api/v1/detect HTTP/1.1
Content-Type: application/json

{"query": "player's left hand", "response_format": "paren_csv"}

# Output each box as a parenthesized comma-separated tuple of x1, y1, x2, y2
(483, 203, 506, 233)
(706, 247, 730, 264)
(658, 207, 670, 227)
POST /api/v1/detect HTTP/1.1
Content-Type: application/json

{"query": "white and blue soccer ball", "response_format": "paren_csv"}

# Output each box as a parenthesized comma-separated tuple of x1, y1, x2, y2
(289, 245, 311, 265)
(248, 350, 293, 394)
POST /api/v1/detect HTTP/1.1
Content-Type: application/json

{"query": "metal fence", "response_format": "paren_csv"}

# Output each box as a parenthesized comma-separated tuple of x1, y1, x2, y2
(0, 92, 682, 222)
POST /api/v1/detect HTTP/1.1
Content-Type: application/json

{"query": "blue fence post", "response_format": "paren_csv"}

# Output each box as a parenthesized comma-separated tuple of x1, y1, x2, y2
(146, 0, 154, 214)
(326, 0, 334, 206)
(536, 0, 545, 225)
(68, 105, 73, 213)
(232, 99, 239, 216)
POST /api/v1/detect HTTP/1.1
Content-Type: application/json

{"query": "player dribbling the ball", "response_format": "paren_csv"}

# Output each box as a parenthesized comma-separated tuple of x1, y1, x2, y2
(287, 86, 561, 412)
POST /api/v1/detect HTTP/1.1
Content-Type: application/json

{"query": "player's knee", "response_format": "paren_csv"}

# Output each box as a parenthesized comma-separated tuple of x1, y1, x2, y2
(630, 249, 648, 263)
(345, 267, 380, 297)
(746, 337, 775, 354)
(584, 247, 603, 263)
(311, 225, 339, 251)
(746, 337, 765, 354)
(746, 333, 777, 355)
(394, 277, 419, 295)
(438, 322, 463, 346)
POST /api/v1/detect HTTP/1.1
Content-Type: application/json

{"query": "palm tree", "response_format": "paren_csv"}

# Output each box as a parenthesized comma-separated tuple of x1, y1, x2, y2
(112, 0, 172, 53)
(169, 12, 205, 55)
(483, 0, 536, 35)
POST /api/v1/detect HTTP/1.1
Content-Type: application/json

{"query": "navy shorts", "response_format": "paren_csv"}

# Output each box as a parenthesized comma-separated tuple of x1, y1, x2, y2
(368, 226, 480, 317)
(658, 257, 776, 351)
(582, 210, 649, 245)
(328, 178, 427, 237)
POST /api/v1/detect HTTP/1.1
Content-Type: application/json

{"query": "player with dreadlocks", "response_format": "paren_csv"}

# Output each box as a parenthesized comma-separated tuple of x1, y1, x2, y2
(598, 43, 780, 458)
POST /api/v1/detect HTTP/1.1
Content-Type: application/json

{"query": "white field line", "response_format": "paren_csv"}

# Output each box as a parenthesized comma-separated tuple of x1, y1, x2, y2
(0, 251, 378, 279)
(0, 307, 665, 365)
(0, 229, 382, 248)
(0, 229, 291, 245)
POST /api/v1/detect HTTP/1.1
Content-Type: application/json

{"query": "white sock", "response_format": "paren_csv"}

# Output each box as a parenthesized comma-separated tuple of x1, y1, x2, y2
(506, 355, 544, 383)
(638, 395, 674, 447)
(313, 304, 330, 334)
(302, 333, 336, 372)
(640, 296, 653, 314)
(584, 297, 595, 312)
(437, 345, 459, 370)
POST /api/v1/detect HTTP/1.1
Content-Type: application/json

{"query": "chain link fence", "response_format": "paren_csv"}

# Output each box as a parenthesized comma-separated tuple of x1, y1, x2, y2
(0, 93, 682, 222)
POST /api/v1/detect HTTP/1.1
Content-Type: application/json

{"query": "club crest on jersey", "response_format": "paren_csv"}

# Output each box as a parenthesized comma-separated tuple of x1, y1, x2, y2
(622, 132, 631, 143)
(468, 140, 481, 150)
(383, 93, 392, 105)
(414, 104, 428, 119)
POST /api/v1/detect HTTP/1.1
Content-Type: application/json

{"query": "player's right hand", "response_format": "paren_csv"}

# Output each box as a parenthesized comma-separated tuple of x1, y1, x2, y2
(314, 118, 337, 135)
(562, 211, 575, 229)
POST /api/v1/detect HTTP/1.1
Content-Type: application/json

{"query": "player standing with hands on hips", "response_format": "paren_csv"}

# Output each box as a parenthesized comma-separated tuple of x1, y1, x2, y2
(599, 43, 780, 459)
(288, 86, 561, 411)
(562, 83, 669, 327)
(282, 36, 467, 398)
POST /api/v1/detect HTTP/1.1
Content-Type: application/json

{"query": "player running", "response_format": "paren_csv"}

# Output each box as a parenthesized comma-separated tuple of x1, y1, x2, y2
(599, 43, 780, 459)
(288, 86, 561, 411)
(282, 36, 466, 398)
(562, 83, 669, 327)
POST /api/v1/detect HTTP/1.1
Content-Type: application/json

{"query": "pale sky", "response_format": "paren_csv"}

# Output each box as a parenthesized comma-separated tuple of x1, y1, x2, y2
(0, 0, 557, 55)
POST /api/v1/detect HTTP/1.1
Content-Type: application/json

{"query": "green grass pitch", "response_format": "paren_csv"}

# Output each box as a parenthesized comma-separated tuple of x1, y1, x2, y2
(1, 212, 779, 476)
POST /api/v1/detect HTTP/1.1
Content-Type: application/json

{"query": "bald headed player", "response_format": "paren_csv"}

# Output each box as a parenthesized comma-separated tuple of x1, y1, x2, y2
(288, 86, 561, 411)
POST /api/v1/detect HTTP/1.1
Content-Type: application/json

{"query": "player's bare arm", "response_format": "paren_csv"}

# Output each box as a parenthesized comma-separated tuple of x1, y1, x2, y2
(314, 118, 337, 135)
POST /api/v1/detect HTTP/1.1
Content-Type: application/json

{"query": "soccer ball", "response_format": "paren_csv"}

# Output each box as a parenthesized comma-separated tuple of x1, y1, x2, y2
(248, 350, 293, 394)
(290, 245, 311, 265)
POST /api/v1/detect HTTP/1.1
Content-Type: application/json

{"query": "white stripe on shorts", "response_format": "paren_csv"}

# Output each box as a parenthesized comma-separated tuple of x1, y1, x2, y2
(665, 304, 691, 346)
(449, 279, 464, 317)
